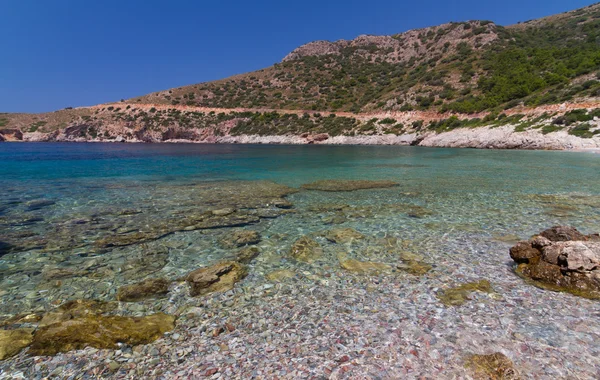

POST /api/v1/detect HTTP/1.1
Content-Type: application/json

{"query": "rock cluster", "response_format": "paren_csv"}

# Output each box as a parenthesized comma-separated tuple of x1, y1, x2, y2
(510, 226, 600, 298)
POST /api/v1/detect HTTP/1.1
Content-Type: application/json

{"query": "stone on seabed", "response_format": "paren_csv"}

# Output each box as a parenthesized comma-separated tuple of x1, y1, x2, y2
(117, 278, 170, 302)
(186, 261, 248, 296)
(289, 236, 323, 263)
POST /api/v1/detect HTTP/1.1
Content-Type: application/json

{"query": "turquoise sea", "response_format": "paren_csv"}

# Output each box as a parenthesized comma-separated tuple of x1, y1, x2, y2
(1, 142, 600, 377)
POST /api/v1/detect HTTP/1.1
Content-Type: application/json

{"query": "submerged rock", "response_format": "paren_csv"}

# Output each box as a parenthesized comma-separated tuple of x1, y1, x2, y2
(234, 246, 261, 264)
(396, 251, 432, 275)
(39, 299, 117, 328)
(0, 329, 34, 360)
(437, 280, 493, 306)
(509, 226, 600, 299)
(186, 261, 247, 296)
(117, 278, 170, 302)
(29, 313, 175, 356)
(325, 228, 365, 244)
(338, 253, 392, 274)
(0, 241, 14, 256)
(219, 230, 261, 248)
(300, 180, 399, 192)
(290, 236, 323, 263)
(266, 269, 296, 282)
(24, 199, 55, 211)
(464, 352, 520, 380)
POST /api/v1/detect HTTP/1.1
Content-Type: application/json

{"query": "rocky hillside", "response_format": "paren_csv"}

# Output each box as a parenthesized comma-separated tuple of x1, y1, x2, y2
(1, 2, 600, 148)
(128, 3, 600, 114)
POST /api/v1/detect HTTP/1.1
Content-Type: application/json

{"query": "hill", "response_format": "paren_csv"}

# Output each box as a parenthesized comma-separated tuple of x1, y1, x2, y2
(1, 2, 600, 148)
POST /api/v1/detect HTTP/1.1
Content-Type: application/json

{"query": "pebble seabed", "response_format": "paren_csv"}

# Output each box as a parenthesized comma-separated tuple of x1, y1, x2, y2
(1, 176, 600, 379)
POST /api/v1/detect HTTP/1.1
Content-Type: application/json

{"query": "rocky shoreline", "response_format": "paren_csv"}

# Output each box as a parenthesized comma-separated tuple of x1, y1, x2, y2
(5, 126, 600, 151)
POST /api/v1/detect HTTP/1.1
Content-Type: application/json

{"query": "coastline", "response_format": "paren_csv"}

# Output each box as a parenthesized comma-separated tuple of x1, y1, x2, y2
(7, 125, 600, 151)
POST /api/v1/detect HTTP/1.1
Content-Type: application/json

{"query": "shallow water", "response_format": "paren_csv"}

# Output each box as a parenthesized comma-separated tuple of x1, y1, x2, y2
(1, 142, 600, 377)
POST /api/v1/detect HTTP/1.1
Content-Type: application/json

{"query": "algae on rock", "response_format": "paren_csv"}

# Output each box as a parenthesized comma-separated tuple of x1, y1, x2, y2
(0, 329, 33, 360)
(117, 278, 170, 302)
(219, 230, 261, 248)
(186, 261, 248, 296)
(290, 236, 323, 263)
(464, 352, 521, 380)
(437, 280, 493, 306)
(325, 228, 365, 244)
(29, 313, 175, 356)
(337, 253, 392, 275)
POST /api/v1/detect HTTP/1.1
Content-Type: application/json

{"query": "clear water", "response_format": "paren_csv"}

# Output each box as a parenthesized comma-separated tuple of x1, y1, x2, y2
(1, 143, 600, 374)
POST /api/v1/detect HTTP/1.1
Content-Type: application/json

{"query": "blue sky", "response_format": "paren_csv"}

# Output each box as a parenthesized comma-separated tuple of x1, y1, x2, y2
(1, 0, 595, 113)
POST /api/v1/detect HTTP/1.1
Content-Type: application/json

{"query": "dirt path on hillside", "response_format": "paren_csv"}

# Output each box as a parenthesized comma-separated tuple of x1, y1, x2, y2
(90, 100, 600, 123)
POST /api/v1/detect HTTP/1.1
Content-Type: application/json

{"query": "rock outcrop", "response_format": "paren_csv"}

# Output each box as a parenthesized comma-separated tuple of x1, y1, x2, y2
(509, 226, 600, 298)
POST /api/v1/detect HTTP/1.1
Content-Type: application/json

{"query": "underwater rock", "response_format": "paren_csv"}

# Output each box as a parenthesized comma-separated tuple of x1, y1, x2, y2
(117, 278, 170, 302)
(337, 253, 392, 274)
(307, 204, 349, 212)
(24, 199, 55, 211)
(300, 180, 399, 192)
(464, 352, 520, 380)
(0, 241, 14, 256)
(0, 313, 42, 328)
(0, 328, 33, 360)
(29, 313, 175, 356)
(39, 299, 118, 328)
(219, 230, 261, 248)
(186, 261, 247, 296)
(234, 246, 261, 264)
(211, 208, 235, 216)
(510, 226, 600, 299)
(437, 280, 493, 306)
(41, 266, 83, 281)
(270, 199, 293, 209)
(325, 228, 365, 244)
(266, 269, 296, 282)
(290, 236, 323, 263)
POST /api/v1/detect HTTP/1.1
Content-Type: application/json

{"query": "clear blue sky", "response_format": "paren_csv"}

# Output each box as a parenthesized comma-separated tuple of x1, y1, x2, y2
(1, 0, 595, 113)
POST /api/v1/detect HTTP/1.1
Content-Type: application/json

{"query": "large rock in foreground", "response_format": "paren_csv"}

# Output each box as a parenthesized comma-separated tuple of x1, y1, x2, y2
(300, 180, 398, 192)
(186, 261, 248, 296)
(29, 313, 175, 356)
(509, 226, 600, 298)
